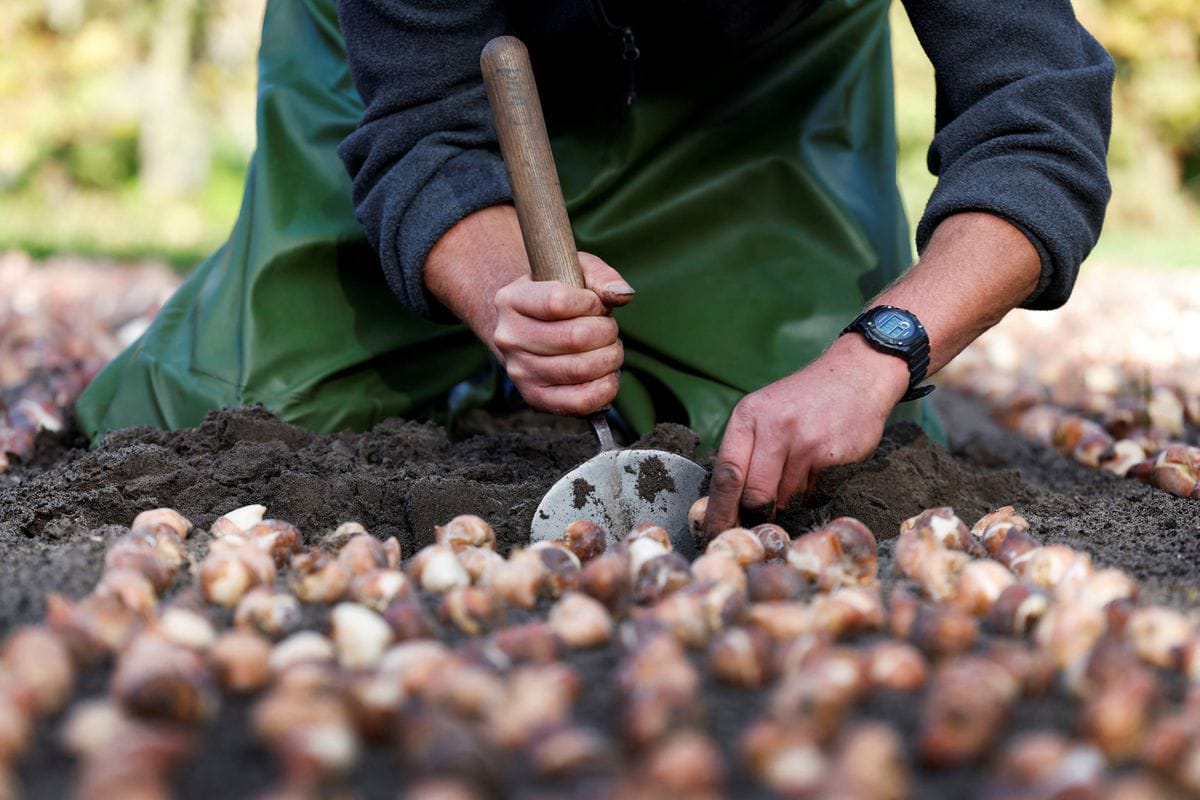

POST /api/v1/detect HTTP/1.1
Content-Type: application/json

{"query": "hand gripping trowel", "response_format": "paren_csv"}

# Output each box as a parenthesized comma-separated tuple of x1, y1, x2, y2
(480, 36, 707, 556)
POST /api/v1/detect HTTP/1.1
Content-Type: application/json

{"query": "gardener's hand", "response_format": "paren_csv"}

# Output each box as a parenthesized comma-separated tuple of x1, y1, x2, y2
(702, 212, 1047, 537)
(491, 253, 634, 415)
(424, 205, 633, 416)
(703, 334, 909, 536)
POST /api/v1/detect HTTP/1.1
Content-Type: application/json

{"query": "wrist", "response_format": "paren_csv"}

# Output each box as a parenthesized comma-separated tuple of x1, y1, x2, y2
(424, 205, 529, 354)
(821, 333, 910, 406)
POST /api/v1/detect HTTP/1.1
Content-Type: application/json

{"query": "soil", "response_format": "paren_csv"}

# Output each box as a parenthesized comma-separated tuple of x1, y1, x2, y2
(1, 389, 1198, 798)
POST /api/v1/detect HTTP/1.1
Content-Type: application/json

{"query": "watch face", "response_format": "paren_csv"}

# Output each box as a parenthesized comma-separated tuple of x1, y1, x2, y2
(871, 308, 919, 346)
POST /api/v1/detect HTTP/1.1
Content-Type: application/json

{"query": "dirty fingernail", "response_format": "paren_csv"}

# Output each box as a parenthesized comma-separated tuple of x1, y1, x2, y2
(605, 281, 635, 296)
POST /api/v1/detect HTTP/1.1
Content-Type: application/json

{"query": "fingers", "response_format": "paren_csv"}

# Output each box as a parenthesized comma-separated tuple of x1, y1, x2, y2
(579, 252, 636, 309)
(705, 412, 755, 538)
(489, 260, 629, 419)
(776, 451, 811, 514)
(505, 342, 624, 388)
(498, 277, 606, 321)
(518, 373, 620, 416)
(494, 314, 618, 357)
(741, 430, 789, 524)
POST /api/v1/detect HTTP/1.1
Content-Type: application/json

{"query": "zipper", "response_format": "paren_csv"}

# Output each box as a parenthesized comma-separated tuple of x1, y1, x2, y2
(592, 0, 640, 108)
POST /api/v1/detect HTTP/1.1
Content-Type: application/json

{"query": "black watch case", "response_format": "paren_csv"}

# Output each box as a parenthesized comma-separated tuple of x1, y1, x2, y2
(842, 306, 933, 402)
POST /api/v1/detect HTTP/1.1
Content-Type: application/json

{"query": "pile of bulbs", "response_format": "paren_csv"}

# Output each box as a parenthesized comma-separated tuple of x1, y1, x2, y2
(0, 251, 178, 474)
(940, 267, 1200, 502)
(0, 499, 1197, 798)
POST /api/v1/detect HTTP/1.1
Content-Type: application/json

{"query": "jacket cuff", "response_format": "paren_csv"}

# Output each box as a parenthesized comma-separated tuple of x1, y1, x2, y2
(392, 150, 513, 321)
(915, 157, 1107, 311)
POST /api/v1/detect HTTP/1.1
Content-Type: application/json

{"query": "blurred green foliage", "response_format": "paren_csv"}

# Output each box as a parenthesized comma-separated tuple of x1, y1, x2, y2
(0, 0, 1197, 267)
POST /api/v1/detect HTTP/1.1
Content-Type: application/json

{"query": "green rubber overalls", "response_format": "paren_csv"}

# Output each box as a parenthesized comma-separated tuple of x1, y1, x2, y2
(75, 0, 941, 451)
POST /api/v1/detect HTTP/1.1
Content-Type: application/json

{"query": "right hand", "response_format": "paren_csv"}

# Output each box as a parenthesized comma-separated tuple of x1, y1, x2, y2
(424, 206, 633, 416)
(491, 252, 634, 416)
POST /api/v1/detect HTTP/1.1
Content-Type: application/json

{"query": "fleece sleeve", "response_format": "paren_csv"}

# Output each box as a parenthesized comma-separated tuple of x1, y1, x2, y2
(336, 0, 512, 320)
(901, 0, 1115, 309)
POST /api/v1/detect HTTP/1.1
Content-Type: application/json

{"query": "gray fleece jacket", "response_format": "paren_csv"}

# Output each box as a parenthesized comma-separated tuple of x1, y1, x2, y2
(336, 0, 1114, 318)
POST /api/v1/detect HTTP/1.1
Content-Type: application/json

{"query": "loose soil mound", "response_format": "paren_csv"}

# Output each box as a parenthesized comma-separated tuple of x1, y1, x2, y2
(0, 393, 1198, 797)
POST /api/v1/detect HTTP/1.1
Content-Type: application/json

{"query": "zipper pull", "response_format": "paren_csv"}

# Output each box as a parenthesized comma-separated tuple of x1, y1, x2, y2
(619, 26, 639, 107)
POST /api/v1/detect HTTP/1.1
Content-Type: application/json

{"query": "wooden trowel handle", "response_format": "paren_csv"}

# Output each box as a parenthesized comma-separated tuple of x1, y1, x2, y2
(481, 36, 585, 289)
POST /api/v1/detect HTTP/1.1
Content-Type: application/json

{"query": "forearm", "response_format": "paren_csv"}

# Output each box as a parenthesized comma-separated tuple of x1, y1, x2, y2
(871, 211, 1041, 375)
(424, 204, 632, 420)
(818, 211, 1040, 409)
(424, 204, 528, 357)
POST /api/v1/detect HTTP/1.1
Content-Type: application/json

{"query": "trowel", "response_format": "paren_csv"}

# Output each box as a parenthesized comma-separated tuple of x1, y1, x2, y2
(481, 36, 707, 556)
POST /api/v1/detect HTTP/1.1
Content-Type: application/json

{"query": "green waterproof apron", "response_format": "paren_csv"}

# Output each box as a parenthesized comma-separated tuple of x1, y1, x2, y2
(75, 0, 942, 451)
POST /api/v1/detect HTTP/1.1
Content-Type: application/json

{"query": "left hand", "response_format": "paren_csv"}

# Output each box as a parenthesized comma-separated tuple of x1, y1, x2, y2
(702, 211, 1045, 537)
(703, 333, 910, 536)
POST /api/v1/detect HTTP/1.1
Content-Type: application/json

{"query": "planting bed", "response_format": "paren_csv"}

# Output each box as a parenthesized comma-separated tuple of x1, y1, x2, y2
(0, 393, 1196, 798)
(0, 261, 1198, 798)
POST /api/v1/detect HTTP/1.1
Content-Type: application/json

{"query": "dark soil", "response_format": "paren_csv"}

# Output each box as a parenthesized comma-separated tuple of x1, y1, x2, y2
(1, 391, 1198, 798)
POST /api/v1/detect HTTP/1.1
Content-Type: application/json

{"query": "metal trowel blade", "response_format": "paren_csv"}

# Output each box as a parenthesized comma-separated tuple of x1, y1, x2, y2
(529, 449, 708, 558)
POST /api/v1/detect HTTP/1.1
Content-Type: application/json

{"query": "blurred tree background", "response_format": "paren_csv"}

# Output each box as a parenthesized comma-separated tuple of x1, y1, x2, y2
(1, 0, 1197, 269)
(0, 0, 264, 266)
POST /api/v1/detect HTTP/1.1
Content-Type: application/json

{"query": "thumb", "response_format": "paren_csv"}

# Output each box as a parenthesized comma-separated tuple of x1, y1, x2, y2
(578, 251, 635, 309)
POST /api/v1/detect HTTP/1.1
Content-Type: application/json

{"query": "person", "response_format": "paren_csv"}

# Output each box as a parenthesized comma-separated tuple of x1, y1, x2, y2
(75, 0, 1113, 536)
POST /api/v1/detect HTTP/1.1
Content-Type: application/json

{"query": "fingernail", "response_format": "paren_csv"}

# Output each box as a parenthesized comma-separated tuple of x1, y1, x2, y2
(605, 280, 635, 296)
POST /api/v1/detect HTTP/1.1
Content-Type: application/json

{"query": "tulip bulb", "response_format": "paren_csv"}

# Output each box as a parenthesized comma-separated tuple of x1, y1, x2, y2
(435, 514, 496, 552)
(348, 568, 411, 611)
(688, 496, 710, 548)
(2, 626, 74, 715)
(210, 630, 272, 693)
(111, 634, 217, 724)
(131, 508, 193, 540)
(287, 552, 350, 604)
(562, 519, 607, 563)
(706, 528, 766, 567)
(865, 641, 928, 693)
(210, 504, 267, 538)
(549, 592, 614, 648)
(708, 627, 772, 688)
(438, 586, 503, 636)
(330, 603, 394, 669)
(245, 520, 304, 567)
(456, 546, 503, 584)
(234, 587, 302, 639)
(752, 523, 791, 562)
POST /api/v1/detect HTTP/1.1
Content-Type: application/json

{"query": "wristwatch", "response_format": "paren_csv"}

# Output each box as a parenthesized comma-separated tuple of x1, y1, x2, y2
(841, 305, 934, 402)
